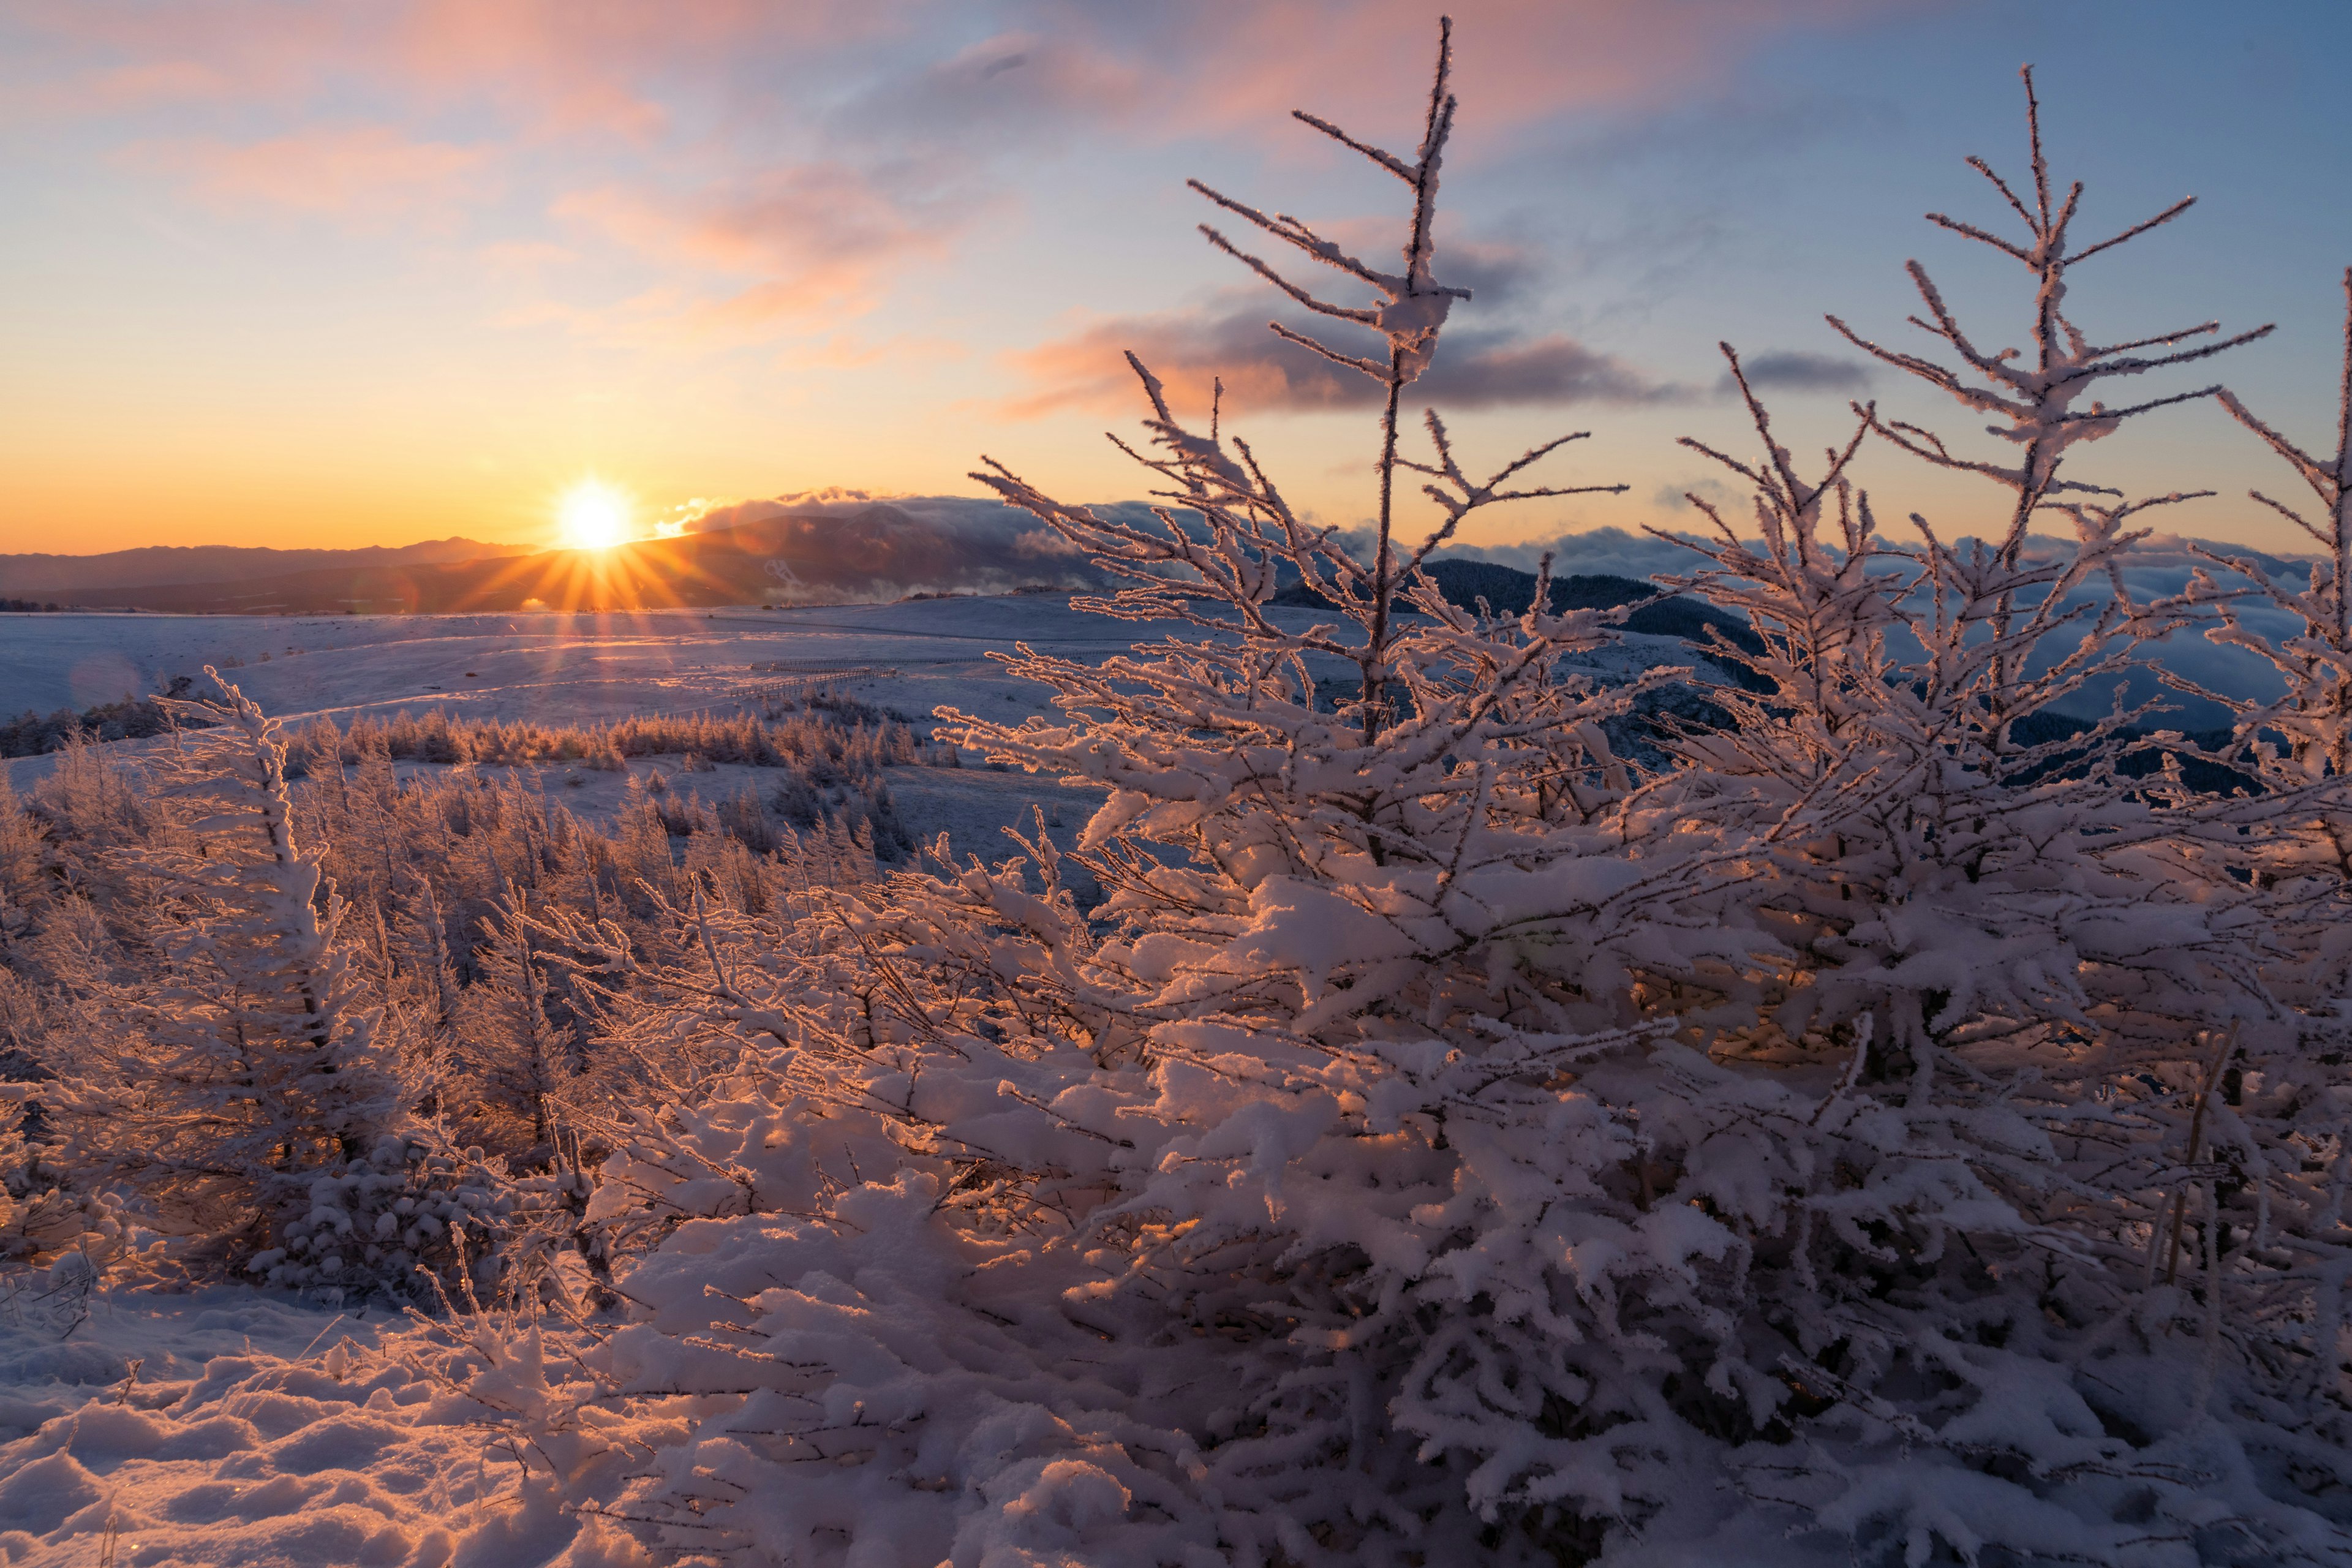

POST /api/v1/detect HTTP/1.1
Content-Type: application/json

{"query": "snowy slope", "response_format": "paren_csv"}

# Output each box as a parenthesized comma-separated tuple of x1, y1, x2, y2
(2, 598, 1231, 729)
(0, 594, 1676, 737)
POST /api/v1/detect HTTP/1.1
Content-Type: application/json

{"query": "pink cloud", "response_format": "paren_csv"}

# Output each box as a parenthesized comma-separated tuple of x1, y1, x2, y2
(73, 59, 238, 112)
(13, 0, 1924, 141)
(127, 124, 495, 225)
(554, 160, 986, 324)
(385, 0, 858, 138)
(5, 2, 401, 119)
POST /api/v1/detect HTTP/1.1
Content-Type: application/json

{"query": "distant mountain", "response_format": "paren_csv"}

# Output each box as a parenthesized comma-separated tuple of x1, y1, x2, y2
(85, 504, 1108, 615)
(0, 538, 521, 597)
(1271, 559, 1768, 684)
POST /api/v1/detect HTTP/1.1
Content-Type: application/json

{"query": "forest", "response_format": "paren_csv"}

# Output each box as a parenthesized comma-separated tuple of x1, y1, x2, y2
(6, 19, 2352, 1567)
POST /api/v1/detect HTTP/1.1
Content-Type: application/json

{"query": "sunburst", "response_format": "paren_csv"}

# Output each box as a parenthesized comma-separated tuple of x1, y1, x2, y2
(558, 478, 631, 551)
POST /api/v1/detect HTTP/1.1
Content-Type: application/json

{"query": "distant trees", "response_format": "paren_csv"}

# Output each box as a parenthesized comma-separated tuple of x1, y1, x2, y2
(0, 687, 201, 759)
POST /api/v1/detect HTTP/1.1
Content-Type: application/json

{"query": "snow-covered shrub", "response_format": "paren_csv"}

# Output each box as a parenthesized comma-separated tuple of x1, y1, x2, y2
(434, 24, 1790, 1564)
(1, 676, 921, 1300)
(0, 1074, 123, 1270)
(0, 778, 45, 951)
(1633, 82, 2352, 1561)
(293, 703, 938, 774)
(2159, 269, 2352, 990)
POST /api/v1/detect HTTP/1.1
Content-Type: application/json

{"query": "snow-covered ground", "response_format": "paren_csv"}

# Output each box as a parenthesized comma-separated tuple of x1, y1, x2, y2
(0, 599, 1135, 730)
(0, 1273, 649, 1567)
(0, 594, 1684, 736)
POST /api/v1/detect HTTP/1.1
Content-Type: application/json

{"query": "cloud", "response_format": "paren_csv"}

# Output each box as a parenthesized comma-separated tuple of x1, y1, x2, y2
(390, 0, 777, 137)
(125, 124, 494, 225)
(674, 497, 793, 534)
(1433, 525, 1712, 582)
(9, 0, 1936, 372)
(654, 490, 1130, 600)
(1007, 292, 1683, 418)
(827, 31, 1142, 149)
(1041, 0, 1930, 145)
(14, 0, 1921, 141)
(1721, 349, 1872, 396)
(1441, 241, 1548, 307)
(1651, 477, 1735, 512)
(1014, 527, 1083, 557)
(9, 1, 881, 131)
(553, 159, 987, 326)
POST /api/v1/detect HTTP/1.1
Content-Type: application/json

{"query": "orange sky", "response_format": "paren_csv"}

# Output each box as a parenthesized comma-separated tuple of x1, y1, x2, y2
(2, 0, 2346, 559)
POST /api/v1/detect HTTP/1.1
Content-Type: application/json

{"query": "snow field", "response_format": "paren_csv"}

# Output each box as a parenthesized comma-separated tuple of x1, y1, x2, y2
(0, 1286, 524, 1568)
(0, 598, 1234, 734)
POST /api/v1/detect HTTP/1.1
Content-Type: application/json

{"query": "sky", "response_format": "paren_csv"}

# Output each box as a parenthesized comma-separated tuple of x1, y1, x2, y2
(1, 0, 2346, 560)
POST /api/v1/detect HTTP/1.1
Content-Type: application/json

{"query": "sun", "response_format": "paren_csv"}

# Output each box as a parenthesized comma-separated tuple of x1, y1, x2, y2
(557, 478, 632, 550)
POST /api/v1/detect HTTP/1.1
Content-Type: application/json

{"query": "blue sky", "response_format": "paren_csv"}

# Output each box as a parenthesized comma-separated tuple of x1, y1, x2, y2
(0, 0, 2344, 557)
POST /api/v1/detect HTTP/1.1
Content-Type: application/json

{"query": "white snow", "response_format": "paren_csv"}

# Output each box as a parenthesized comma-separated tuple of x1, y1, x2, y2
(1, 600, 1129, 731)
(0, 1280, 576, 1568)
(2, 597, 1362, 777)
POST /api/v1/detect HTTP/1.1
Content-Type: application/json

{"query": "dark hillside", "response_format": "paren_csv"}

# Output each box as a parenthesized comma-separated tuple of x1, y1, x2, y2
(0, 538, 516, 596)
(1270, 558, 1770, 687)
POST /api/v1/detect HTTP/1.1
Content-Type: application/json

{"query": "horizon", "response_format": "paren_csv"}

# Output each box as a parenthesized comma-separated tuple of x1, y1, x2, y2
(2, 1, 2348, 562)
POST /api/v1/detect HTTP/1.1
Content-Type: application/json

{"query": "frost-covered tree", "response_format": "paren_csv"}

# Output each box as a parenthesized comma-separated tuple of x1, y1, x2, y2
(451, 886, 579, 1164)
(2128, 270, 2352, 1523)
(42, 673, 503, 1295)
(2163, 268, 2352, 955)
(1826, 66, 2272, 548)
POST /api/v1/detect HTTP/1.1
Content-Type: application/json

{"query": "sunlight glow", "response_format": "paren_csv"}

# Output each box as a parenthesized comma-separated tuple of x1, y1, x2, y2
(558, 478, 632, 550)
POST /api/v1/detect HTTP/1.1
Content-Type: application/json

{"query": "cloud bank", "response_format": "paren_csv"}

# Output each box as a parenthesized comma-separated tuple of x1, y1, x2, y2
(1009, 295, 1684, 418)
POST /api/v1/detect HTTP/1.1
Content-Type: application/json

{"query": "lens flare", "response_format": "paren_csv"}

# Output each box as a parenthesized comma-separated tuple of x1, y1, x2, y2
(558, 478, 631, 550)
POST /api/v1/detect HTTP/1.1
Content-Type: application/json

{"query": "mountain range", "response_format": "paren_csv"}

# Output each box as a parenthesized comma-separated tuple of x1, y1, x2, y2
(1, 503, 1103, 616)
(0, 537, 520, 597)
